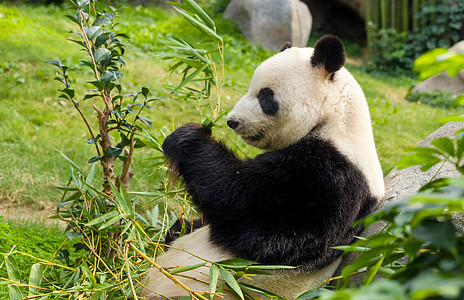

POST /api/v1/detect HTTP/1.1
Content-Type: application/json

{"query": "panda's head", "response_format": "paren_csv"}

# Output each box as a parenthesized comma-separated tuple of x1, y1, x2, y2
(226, 35, 349, 151)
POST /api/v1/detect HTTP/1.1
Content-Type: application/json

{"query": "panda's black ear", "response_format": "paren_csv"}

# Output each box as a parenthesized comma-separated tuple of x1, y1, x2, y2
(311, 35, 345, 75)
(279, 42, 292, 52)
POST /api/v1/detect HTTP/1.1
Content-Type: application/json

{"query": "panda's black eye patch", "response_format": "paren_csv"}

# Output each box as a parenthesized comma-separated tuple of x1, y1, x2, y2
(258, 88, 279, 116)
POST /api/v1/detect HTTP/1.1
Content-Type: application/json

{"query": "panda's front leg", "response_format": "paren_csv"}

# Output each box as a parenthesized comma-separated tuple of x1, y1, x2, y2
(162, 123, 213, 163)
(162, 123, 241, 210)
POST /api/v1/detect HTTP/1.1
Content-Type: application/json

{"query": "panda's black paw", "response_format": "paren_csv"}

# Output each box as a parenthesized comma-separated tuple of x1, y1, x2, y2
(162, 123, 212, 160)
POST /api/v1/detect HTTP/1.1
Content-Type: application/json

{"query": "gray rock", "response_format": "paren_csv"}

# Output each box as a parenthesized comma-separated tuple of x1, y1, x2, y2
(335, 121, 464, 286)
(224, 0, 312, 51)
(412, 41, 464, 96)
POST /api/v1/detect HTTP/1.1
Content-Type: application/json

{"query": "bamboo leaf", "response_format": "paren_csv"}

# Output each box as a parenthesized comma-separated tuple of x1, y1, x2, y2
(85, 210, 120, 226)
(99, 213, 124, 230)
(209, 264, 219, 299)
(216, 258, 257, 268)
(181, 0, 215, 29)
(363, 255, 384, 285)
(219, 266, 243, 300)
(8, 286, 23, 300)
(173, 7, 222, 43)
(247, 265, 296, 270)
(170, 262, 206, 274)
(82, 261, 97, 286)
(54, 148, 84, 174)
(172, 63, 210, 93)
(28, 264, 43, 296)
(5, 255, 21, 282)
(119, 182, 134, 218)
(238, 282, 287, 300)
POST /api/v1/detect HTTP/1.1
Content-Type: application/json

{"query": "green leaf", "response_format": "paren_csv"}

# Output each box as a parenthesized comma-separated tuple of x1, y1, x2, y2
(109, 181, 134, 218)
(216, 258, 257, 268)
(8, 286, 23, 300)
(68, 38, 86, 48)
(93, 16, 112, 26)
(138, 117, 152, 127)
(172, 63, 210, 93)
(86, 26, 103, 40)
(94, 48, 111, 63)
(82, 261, 97, 286)
(88, 156, 103, 163)
(170, 262, 206, 274)
(88, 80, 106, 91)
(438, 116, 464, 123)
(397, 152, 441, 170)
(83, 94, 102, 100)
(209, 264, 219, 299)
(179, 0, 215, 29)
(85, 210, 120, 227)
(119, 182, 134, 218)
(107, 146, 122, 157)
(128, 191, 162, 197)
(99, 213, 123, 230)
(413, 219, 456, 252)
(363, 255, 384, 285)
(65, 14, 80, 25)
(5, 255, 21, 282)
(101, 70, 123, 83)
(55, 148, 84, 174)
(219, 266, 243, 300)
(66, 232, 84, 240)
(95, 32, 112, 48)
(55, 186, 79, 191)
(173, 7, 222, 43)
(247, 265, 296, 270)
(141, 87, 150, 98)
(46, 59, 66, 71)
(431, 137, 454, 156)
(238, 283, 288, 300)
(28, 264, 43, 296)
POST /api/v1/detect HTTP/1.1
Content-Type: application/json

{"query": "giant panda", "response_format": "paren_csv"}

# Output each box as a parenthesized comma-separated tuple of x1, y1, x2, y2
(141, 35, 385, 299)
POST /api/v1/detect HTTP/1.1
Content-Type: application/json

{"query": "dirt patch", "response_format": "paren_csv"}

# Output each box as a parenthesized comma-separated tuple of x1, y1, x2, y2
(346, 57, 364, 67)
(0, 203, 62, 226)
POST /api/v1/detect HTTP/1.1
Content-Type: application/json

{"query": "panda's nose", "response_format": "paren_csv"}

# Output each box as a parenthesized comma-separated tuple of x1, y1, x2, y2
(227, 120, 239, 129)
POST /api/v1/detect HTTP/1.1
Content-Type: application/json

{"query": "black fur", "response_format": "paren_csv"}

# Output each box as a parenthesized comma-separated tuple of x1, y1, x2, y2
(258, 88, 279, 116)
(162, 123, 378, 272)
(165, 218, 204, 245)
(279, 41, 293, 52)
(311, 35, 345, 75)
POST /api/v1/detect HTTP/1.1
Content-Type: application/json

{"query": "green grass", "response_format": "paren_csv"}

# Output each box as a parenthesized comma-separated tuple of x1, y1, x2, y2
(0, 216, 70, 298)
(0, 3, 461, 211)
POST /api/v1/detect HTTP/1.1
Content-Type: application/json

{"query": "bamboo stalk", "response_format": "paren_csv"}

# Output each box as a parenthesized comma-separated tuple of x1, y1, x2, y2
(365, 0, 373, 57)
(373, 0, 380, 27)
(412, 0, 419, 30)
(380, 0, 388, 29)
(128, 242, 210, 300)
(402, 0, 409, 32)
(430, 0, 436, 24)
(391, 0, 396, 30)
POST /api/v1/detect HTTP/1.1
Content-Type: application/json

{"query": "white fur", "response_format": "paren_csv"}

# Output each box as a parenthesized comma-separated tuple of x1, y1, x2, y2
(226, 47, 384, 199)
(141, 226, 342, 299)
(142, 46, 385, 299)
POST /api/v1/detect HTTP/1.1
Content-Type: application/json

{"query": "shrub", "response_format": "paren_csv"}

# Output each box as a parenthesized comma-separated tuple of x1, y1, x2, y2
(366, 0, 464, 75)
(406, 91, 455, 108)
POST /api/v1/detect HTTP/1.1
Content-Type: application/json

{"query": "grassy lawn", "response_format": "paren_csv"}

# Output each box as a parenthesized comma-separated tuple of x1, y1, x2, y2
(0, 3, 460, 211)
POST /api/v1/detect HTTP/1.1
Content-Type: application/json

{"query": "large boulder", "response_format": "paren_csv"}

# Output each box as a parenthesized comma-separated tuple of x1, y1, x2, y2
(412, 41, 464, 96)
(335, 120, 464, 286)
(224, 0, 312, 51)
